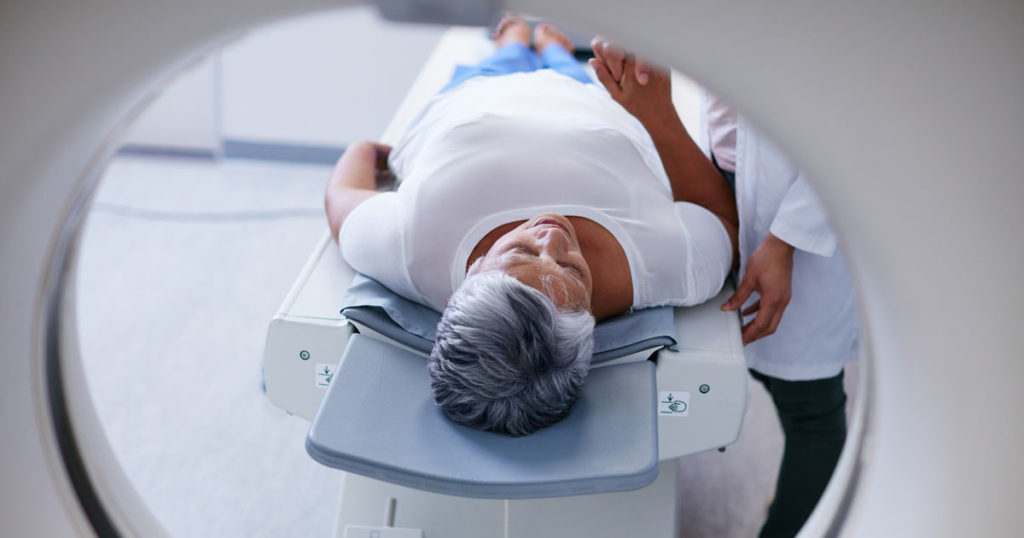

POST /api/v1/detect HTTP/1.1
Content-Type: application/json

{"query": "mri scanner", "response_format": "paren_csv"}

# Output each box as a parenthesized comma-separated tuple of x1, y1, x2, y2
(2, 0, 1023, 536)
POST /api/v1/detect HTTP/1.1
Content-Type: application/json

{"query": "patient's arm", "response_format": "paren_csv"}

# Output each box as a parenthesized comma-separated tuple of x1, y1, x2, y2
(590, 51, 739, 270)
(325, 141, 392, 241)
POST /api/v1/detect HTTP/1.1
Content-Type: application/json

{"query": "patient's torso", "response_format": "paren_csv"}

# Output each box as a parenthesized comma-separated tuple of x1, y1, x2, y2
(339, 70, 731, 312)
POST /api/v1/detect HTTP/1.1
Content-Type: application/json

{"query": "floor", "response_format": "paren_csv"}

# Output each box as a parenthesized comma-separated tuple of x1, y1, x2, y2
(77, 156, 339, 538)
(76, 153, 859, 537)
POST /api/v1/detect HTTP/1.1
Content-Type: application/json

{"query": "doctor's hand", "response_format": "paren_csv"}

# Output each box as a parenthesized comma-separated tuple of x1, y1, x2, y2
(722, 234, 795, 345)
(588, 41, 671, 126)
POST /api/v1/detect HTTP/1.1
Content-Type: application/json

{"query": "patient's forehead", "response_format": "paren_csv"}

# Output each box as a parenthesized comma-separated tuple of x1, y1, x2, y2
(504, 265, 588, 311)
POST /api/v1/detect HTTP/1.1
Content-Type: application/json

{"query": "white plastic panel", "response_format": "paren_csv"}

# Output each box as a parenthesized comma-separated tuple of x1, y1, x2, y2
(335, 460, 679, 538)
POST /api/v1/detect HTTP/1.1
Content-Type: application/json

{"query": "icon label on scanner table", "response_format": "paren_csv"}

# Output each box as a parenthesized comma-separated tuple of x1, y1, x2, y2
(658, 391, 689, 416)
(316, 363, 334, 388)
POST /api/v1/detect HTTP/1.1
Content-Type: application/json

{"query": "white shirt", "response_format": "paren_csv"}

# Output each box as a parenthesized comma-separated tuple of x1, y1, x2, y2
(700, 90, 859, 380)
(340, 70, 732, 312)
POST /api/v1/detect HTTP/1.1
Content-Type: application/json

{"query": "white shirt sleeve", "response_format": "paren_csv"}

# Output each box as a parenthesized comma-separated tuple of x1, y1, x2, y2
(768, 173, 838, 257)
(675, 201, 732, 304)
(338, 193, 420, 302)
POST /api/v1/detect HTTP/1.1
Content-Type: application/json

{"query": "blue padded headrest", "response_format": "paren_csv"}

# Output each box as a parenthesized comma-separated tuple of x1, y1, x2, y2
(306, 334, 659, 498)
(340, 274, 678, 364)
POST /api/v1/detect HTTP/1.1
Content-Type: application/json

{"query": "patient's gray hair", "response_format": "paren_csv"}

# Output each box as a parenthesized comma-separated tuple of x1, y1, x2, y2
(429, 270, 595, 436)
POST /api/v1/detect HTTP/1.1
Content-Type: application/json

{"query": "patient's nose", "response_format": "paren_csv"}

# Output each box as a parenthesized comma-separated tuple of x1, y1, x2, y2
(536, 226, 572, 253)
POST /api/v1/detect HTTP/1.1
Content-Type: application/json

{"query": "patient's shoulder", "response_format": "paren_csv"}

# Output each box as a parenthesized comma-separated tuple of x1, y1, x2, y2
(339, 193, 408, 284)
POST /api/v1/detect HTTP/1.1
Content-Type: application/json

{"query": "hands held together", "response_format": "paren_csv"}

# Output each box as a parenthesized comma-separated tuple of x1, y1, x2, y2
(588, 37, 673, 126)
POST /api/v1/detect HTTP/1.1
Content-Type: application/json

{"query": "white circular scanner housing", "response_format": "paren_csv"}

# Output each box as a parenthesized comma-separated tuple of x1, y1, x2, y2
(1, 0, 1022, 536)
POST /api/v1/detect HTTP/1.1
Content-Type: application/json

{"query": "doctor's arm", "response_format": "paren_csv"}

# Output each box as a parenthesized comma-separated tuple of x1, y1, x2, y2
(590, 52, 739, 270)
(325, 141, 392, 241)
(722, 174, 836, 344)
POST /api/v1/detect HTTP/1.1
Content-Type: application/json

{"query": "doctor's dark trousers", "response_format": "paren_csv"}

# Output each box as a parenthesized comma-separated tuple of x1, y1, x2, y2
(750, 369, 848, 538)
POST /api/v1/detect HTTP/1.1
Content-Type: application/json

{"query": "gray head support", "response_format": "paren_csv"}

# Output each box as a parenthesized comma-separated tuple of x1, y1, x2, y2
(429, 270, 596, 436)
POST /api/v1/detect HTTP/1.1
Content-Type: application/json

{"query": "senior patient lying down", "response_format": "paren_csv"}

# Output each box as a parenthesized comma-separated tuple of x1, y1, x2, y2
(325, 16, 739, 436)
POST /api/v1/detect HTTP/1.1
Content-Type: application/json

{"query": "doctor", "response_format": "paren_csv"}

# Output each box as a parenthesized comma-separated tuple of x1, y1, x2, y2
(590, 40, 858, 537)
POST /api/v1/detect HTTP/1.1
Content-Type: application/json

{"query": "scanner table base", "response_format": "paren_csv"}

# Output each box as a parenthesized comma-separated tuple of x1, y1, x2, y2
(336, 459, 679, 538)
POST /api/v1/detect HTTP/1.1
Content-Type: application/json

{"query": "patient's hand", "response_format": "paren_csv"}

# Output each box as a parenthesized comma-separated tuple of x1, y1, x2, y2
(722, 234, 795, 345)
(364, 142, 393, 175)
(590, 36, 651, 86)
(369, 142, 395, 189)
(588, 40, 671, 126)
(325, 141, 394, 241)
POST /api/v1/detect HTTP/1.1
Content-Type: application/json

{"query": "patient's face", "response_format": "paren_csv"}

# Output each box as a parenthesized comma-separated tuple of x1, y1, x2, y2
(473, 213, 594, 312)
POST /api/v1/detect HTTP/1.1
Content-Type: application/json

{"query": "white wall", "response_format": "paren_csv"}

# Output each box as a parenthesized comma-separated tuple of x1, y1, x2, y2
(120, 7, 447, 155)
(219, 8, 446, 148)
(122, 56, 219, 154)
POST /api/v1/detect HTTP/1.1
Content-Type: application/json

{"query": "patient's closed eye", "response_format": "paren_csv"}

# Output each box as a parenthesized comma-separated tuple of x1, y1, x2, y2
(512, 245, 538, 255)
(511, 244, 582, 277)
(560, 263, 584, 277)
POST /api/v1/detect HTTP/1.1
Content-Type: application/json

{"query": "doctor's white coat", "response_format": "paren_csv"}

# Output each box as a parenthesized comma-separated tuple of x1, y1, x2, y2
(699, 107, 859, 380)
